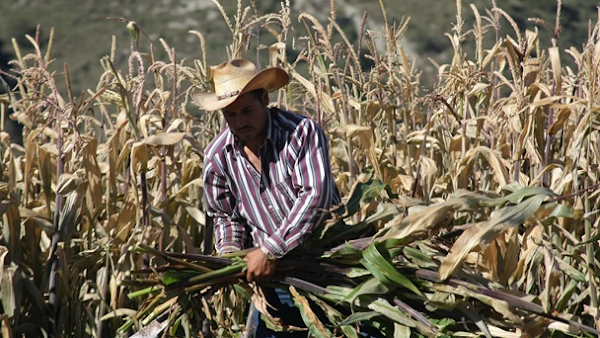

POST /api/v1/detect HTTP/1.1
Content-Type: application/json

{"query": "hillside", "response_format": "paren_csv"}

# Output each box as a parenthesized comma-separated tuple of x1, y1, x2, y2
(0, 0, 597, 94)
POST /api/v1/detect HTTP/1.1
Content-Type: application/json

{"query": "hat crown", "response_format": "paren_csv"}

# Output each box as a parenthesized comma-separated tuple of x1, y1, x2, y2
(191, 58, 289, 111)
(211, 59, 257, 97)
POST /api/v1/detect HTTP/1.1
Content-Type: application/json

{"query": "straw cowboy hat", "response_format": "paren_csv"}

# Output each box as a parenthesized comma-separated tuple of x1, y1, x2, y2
(191, 59, 289, 111)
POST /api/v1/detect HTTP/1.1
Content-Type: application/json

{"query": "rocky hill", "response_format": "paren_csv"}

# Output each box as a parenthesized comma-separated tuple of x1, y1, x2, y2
(0, 0, 597, 94)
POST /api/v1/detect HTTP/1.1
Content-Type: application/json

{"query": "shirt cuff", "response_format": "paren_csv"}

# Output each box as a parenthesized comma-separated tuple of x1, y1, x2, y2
(262, 234, 290, 259)
(217, 244, 242, 255)
(260, 247, 278, 261)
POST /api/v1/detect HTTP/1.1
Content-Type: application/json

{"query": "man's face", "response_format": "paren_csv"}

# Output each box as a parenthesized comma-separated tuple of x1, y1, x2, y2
(221, 90, 269, 146)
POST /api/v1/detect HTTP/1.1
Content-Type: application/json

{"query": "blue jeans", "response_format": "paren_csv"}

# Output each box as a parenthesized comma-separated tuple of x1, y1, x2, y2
(251, 287, 383, 338)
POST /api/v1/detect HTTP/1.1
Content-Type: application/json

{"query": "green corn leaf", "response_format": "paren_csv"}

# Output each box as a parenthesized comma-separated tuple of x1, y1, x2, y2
(339, 311, 381, 326)
(127, 285, 160, 299)
(341, 277, 389, 304)
(579, 230, 600, 245)
(363, 202, 403, 224)
(312, 220, 373, 248)
(498, 185, 555, 204)
(555, 280, 579, 312)
(161, 270, 202, 286)
(403, 246, 438, 269)
(547, 204, 574, 218)
(367, 298, 419, 328)
(187, 262, 246, 284)
(359, 258, 395, 289)
(323, 285, 355, 302)
(361, 242, 422, 296)
(346, 267, 371, 278)
(323, 241, 364, 259)
(332, 179, 391, 217)
(555, 257, 586, 282)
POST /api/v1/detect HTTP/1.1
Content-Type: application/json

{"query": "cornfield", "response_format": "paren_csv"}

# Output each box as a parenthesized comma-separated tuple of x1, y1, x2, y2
(1, 0, 599, 337)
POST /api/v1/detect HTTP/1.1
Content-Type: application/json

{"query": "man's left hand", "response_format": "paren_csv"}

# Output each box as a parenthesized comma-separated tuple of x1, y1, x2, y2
(244, 248, 276, 283)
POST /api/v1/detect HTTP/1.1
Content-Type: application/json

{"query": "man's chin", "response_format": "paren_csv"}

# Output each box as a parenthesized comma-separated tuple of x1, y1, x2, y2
(235, 130, 253, 138)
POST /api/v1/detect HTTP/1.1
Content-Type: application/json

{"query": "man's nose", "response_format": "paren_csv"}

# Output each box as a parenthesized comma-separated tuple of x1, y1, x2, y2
(236, 115, 248, 127)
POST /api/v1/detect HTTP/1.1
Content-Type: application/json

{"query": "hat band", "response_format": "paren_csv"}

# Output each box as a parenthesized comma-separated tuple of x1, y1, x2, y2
(217, 89, 241, 101)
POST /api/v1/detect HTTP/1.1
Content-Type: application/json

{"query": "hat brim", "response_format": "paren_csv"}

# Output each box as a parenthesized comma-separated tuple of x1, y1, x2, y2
(191, 67, 289, 111)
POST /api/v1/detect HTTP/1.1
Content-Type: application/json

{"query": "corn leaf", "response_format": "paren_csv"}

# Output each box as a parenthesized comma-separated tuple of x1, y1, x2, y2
(361, 242, 422, 296)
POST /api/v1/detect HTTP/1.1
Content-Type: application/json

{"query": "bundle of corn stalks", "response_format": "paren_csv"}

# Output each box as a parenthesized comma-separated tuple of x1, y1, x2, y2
(120, 182, 598, 337)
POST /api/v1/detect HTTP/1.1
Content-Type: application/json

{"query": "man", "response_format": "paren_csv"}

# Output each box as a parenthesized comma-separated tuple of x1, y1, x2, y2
(192, 58, 340, 337)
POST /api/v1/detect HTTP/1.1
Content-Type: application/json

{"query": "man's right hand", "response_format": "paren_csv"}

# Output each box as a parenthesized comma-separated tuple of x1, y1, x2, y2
(243, 248, 276, 283)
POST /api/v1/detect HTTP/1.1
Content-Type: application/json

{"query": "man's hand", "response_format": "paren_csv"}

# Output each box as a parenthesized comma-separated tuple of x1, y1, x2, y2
(243, 248, 276, 283)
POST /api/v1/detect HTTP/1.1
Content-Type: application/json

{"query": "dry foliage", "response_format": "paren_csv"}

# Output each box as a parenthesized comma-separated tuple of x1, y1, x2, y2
(1, 0, 599, 337)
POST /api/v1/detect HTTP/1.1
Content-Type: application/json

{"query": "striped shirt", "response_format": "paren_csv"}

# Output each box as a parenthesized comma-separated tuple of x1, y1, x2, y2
(203, 107, 340, 258)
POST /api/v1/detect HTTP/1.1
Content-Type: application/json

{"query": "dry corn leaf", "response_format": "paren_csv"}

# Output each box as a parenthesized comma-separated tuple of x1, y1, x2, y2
(0, 265, 17, 318)
(458, 146, 510, 187)
(523, 57, 540, 87)
(289, 286, 330, 338)
(530, 95, 565, 108)
(480, 239, 501, 281)
(12, 112, 33, 129)
(166, 118, 187, 133)
(131, 141, 149, 174)
(549, 47, 562, 94)
(177, 177, 203, 197)
(130, 318, 168, 338)
(56, 172, 84, 196)
(482, 40, 503, 70)
(548, 107, 572, 134)
(380, 191, 475, 241)
(268, 42, 286, 67)
(291, 72, 335, 114)
(116, 138, 135, 172)
(249, 285, 281, 329)
(0, 246, 7, 289)
(547, 321, 582, 335)
(143, 132, 186, 146)
(23, 130, 39, 206)
(115, 195, 137, 243)
(100, 308, 138, 321)
(185, 205, 206, 225)
(440, 194, 547, 281)
(434, 283, 522, 324)
(499, 227, 520, 285)
(0, 132, 9, 144)
(58, 183, 85, 241)
(82, 137, 104, 217)
(419, 156, 438, 197)
(517, 224, 544, 289)
(487, 325, 522, 337)
(109, 273, 119, 310)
